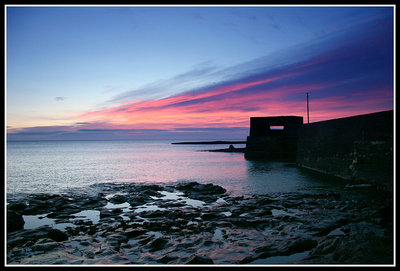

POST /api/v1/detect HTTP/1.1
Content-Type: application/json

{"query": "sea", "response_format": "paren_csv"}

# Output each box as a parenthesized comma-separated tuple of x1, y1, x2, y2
(6, 140, 341, 197)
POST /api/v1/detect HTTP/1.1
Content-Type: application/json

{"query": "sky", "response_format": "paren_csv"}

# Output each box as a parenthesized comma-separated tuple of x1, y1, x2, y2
(6, 5, 394, 140)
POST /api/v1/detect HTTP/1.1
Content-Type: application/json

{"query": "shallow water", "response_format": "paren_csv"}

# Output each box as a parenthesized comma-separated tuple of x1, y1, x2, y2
(23, 214, 74, 231)
(6, 140, 340, 196)
(71, 210, 100, 225)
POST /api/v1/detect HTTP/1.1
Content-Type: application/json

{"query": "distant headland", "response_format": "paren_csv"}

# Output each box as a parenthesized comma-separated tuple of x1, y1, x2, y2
(171, 141, 246, 145)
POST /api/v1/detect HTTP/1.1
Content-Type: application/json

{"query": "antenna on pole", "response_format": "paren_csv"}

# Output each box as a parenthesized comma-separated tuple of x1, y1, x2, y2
(306, 92, 310, 124)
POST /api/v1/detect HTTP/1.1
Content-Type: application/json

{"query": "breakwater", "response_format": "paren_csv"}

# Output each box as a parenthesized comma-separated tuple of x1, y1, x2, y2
(245, 116, 303, 160)
(296, 110, 393, 191)
(245, 110, 394, 191)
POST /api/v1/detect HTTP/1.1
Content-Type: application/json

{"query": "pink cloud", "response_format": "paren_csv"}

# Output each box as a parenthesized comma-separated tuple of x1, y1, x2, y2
(78, 66, 392, 130)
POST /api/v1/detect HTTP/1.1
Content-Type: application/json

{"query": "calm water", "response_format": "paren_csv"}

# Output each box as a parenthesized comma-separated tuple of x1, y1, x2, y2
(6, 140, 338, 196)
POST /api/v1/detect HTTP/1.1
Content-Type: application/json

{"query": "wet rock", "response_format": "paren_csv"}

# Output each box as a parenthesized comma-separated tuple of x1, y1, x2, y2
(46, 212, 60, 218)
(186, 254, 214, 264)
(311, 237, 341, 255)
(158, 201, 186, 208)
(82, 197, 106, 208)
(307, 200, 319, 205)
(7, 211, 25, 233)
(31, 241, 60, 252)
(112, 208, 123, 215)
(48, 229, 68, 242)
(143, 221, 169, 232)
(109, 195, 127, 204)
(312, 223, 341, 237)
(30, 194, 55, 201)
(138, 235, 154, 245)
(140, 210, 171, 219)
(168, 209, 199, 220)
(249, 218, 270, 228)
(284, 238, 318, 255)
(35, 237, 55, 244)
(201, 212, 220, 220)
(85, 251, 96, 259)
(8, 202, 28, 212)
(22, 226, 53, 241)
(157, 255, 178, 264)
(228, 217, 254, 228)
(177, 182, 226, 195)
(147, 237, 169, 252)
(57, 207, 82, 217)
(180, 228, 197, 235)
(48, 196, 69, 209)
(252, 208, 273, 217)
(307, 192, 341, 200)
(144, 184, 163, 191)
(108, 233, 128, 244)
(99, 208, 114, 219)
(257, 197, 279, 205)
(7, 236, 28, 248)
(107, 254, 130, 264)
(281, 215, 300, 222)
(240, 254, 261, 264)
(128, 196, 149, 206)
(212, 221, 232, 228)
(88, 225, 97, 235)
(125, 228, 147, 238)
(6, 182, 394, 265)
(282, 200, 304, 208)
(328, 228, 346, 237)
(105, 239, 121, 252)
(235, 203, 256, 213)
(23, 204, 48, 215)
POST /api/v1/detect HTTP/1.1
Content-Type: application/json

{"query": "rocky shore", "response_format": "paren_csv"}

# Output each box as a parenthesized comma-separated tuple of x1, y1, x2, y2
(7, 182, 393, 265)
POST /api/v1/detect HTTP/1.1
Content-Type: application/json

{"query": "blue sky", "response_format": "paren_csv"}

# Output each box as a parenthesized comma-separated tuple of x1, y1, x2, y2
(6, 5, 394, 140)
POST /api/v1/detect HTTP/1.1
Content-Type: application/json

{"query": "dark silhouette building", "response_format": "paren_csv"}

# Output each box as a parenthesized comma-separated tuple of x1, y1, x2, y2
(244, 110, 393, 191)
(245, 116, 303, 160)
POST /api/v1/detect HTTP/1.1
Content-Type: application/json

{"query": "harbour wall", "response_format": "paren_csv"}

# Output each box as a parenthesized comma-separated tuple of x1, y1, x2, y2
(245, 116, 303, 160)
(296, 110, 394, 191)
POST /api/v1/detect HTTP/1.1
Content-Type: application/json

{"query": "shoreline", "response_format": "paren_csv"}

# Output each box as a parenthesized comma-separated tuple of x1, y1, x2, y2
(6, 181, 393, 265)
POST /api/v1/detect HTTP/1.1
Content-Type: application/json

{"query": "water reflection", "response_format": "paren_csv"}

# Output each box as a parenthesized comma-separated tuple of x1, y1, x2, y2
(23, 214, 74, 231)
(7, 140, 343, 197)
(243, 160, 340, 194)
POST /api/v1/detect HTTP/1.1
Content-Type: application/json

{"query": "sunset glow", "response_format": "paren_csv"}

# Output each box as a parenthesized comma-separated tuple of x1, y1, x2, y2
(6, 5, 394, 140)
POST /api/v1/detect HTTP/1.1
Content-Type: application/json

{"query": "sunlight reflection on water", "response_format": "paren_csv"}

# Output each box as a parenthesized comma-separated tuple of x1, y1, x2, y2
(7, 140, 338, 196)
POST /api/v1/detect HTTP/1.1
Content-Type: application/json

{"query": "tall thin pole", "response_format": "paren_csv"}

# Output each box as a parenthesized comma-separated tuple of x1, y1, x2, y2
(307, 92, 310, 124)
